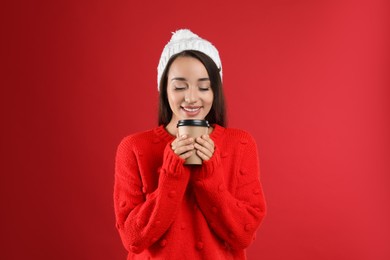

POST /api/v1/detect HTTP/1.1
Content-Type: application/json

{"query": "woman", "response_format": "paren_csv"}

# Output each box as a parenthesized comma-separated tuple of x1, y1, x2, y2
(114, 29, 266, 259)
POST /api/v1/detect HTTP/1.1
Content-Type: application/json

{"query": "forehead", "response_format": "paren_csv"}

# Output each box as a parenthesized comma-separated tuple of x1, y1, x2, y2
(168, 56, 209, 79)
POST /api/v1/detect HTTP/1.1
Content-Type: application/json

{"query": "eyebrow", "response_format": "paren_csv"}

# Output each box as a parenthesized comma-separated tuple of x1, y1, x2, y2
(171, 77, 210, 82)
(198, 78, 210, 82)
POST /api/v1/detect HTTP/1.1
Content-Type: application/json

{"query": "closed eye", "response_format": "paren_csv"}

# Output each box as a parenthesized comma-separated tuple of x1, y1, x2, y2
(174, 86, 186, 91)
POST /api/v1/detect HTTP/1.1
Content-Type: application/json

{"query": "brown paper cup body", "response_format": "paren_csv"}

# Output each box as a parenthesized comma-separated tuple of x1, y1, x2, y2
(177, 125, 208, 165)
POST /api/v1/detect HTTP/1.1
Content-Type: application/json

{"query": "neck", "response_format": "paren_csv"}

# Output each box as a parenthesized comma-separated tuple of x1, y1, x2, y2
(165, 120, 178, 136)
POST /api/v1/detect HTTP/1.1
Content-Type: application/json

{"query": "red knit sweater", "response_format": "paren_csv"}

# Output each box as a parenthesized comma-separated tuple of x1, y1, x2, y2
(114, 125, 266, 260)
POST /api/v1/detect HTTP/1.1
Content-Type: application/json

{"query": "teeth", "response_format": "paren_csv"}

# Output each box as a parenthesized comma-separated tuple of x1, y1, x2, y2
(183, 107, 200, 112)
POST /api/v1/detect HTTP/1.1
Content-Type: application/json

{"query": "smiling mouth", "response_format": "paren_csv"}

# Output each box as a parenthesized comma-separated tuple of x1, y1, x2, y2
(182, 107, 201, 112)
(181, 106, 202, 116)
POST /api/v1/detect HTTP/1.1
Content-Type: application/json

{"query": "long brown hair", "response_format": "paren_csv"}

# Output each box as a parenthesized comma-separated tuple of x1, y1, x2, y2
(158, 50, 226, 127)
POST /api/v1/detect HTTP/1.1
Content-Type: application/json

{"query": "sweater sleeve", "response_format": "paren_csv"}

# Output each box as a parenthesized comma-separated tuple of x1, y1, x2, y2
(114, 137, 190, 254)
(192, 133, 266, 250)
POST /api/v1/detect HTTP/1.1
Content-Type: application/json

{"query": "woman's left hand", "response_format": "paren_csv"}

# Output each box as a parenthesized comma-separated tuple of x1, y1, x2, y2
(194, 135, 215, 161)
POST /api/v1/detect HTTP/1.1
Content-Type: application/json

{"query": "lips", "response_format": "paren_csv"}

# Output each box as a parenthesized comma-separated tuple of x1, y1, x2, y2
(181, 106, 202, 116)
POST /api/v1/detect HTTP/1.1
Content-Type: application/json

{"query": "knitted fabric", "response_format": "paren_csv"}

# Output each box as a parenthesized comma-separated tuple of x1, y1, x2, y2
(157, 29, 222, 91)
(114, 125, 266, 260)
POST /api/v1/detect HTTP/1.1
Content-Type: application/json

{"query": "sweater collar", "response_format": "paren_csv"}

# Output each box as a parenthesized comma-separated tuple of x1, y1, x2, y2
(210, 124, 225, 140)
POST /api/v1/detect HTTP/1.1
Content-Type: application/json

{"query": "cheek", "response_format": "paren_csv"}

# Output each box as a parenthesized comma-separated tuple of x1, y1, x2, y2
(167, 91, 181, 107)
(206, 93, 214, 106)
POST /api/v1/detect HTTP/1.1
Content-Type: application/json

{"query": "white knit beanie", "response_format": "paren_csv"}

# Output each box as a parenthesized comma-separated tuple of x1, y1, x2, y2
(157, 29, 222, 91)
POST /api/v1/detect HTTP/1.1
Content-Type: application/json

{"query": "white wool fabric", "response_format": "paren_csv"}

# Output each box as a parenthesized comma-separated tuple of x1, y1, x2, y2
(157, 29, 222, 91)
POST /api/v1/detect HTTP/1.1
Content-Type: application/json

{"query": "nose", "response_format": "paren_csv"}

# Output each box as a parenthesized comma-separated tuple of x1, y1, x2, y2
(185, 87, 198, 103)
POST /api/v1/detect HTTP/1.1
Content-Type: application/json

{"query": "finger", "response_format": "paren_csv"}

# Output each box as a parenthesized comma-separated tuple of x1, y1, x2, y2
(174, 143, 195, 156)
(172, 135, 191, 150)
(196, 136, 214, 153)
(171, 134, 184, 147)
(179, 150, 193, 160)
(202, 135, 215, 147)
(194, 143, 213, 158)
(196, 135, 214, 146)
(196, 149, 210, 161)
(171, 139, 177, 149)
(176, 137, 194, 148)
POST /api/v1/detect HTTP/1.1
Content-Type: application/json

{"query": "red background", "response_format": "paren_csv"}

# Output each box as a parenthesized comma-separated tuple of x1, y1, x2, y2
(1, 0, 389, 259)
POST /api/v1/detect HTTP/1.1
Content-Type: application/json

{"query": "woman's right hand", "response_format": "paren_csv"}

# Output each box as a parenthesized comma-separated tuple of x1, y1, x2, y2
(171, 135, 194, 160)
